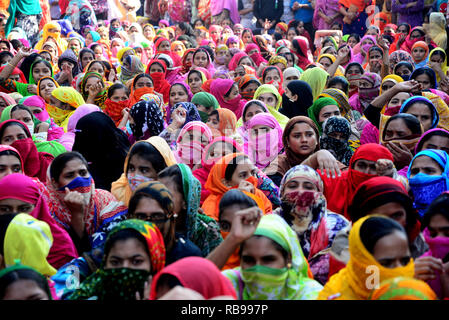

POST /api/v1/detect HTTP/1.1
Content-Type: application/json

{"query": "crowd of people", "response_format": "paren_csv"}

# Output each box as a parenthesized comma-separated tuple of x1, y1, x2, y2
(0, 0, 449, 301)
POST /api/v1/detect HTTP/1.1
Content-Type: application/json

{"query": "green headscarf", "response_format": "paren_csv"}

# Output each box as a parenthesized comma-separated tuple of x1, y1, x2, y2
(191, 92, 220, 122)
(307, 97, 339, 135)
(300, 67, 329, 101)
(15, 59, 54, 97)
(5, 0, 42, 36)
(177, 163, 222, 256)
(222, 214, 323, 300)
(253, 84, 289, 128)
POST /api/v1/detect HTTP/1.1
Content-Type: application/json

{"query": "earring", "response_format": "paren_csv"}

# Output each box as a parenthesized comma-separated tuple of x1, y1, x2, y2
(287, 263, 292, 268)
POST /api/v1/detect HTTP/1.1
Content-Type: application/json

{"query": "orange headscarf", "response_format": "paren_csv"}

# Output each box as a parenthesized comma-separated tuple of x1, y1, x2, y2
(216, 108, 237, 137)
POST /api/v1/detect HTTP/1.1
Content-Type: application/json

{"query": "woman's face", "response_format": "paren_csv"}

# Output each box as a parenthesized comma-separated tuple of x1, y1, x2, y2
(144, 27, 155, 40)
(430, 53, 444, 65)
(397, 25, 409, 35)
(369, 50, 383, 66)
(395, 65, 412, 77)
(428, 214, 449, 238)
(0, 42, 9, 51)
(415, 74, 432, 91)
(169, 85, 188, 105)
(0, 197, 34, 215)
(43, 45, 57, 57)
(206, 141, 235, 160)
(128, 154, 158, 180)
(406, 102, 432, 131)
(149, 63, 164, 74)
(121, 50, 134, 63)
(112, 41, 123, 53)
(11, 110, 33, 128)
(381, 80, 396, 92)
(384, 118, 413, 141)
(188, 72, 203, 94)
(241, 82, 259, 97)
(206, 113, 219, 129)
(226, 159, 256, 187)
(282, 176, 318, 196)
(358, 79, 373, 89)
(244, 104, 265, 122)
(239, 57, 254, 68)
(132, 196, 171, 238)
(287, 29, 297, 42)
(243, 32, 253, 44)
(372, 230, 411, 268)
(193, 51, 208, 68)
(32, 62, 51, 83)
(422, 135, 449, 154)
(346, 66, 362, 86)
(179, 129, 209, 146)
(84, 77, 104, 94)
(224, 84, 239, 101)
(234, 66, 246, 78)
(81, 52, 94, 69)
(347, 36, 358, 48)
(410, 30, 423, 40)
(0, 154, 22, 179)
(368, 202, 407, 228)
(319, 57, 333, 70)
(257, 93, 277, 108)
(88, 62, 105, 77)
(93, 46, 104, 59)
(1, 125, 27, 145)
(412, 47, 427, 62)
(250, 125, 273, 140)
(85, 33, 93, 46)
(241, 236, 288, 269)
(105, 238, 151, 271)
(318, 105, 340, 123)
(157, 41, 170, 53)
(287, 122, 317, 156)
(173, 44, 184, 56)
(387, 92, 410, 109)
(55, 158, 89, 188)
(39, 79, 57, 102)
(134, 76, 153, 89)
(110, 87, 129, 102)
(409, 155, 443, 178)
(158, 176, 185, 215)
(2, 279, 49, 300)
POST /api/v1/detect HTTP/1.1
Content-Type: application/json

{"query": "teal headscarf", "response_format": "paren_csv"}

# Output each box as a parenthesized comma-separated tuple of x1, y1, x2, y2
(5, 0, 42, 36)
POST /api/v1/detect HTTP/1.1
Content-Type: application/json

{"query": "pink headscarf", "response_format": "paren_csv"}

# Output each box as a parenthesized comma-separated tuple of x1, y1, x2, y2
(192, 47, 216, 76)
(111, 38, 125, 58)
(58, 104, 101, 151)
(175, 121, 213, 169)
(244, 113, 284, 169)
(245, 43, 267, 67)
(210, 78, 245, 119)
(22, 96, 48, 122)
(0, 92, 16, 106)
(190, 66, 211, 79)
(228, 52, 249, 71)
(211, 0, 240, 25)
(0, 173, 78, 269)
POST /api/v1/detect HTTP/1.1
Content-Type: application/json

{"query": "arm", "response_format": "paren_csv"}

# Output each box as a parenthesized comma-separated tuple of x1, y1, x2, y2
(377, 36, 390, 80)
(301, 150, 341, 178)
(327, 45, 350, 78)
(407, 0, 424, 12)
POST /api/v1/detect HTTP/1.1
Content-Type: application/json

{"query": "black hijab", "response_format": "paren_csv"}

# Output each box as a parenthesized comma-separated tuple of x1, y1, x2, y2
(280, 80, 314, 118)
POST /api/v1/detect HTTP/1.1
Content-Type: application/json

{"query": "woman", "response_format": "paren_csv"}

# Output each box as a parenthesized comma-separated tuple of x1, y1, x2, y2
(237, 75, 261, 101)
(245, 44, 267, 67)
(46, 152, 128, 253)
(318, 215, 415, 300)
(127, 100, 165, 144)
(369, 276, 437, 300)
(349, 72, 382, 114)
(128, 181, 202, 266)
(253, 84, 289, 128)
(291, 37, 312, 70)
(307, 97, 341, 135)
(210, 78, 245, 120)
(415, 128, 449, 155)
(191, 92, 220, 123)
(68, 219, 165, 300)
(192, 47, 216, 76)
(119, 55, 145, 85)
(128, 73, 155, 107)
(34, 22, 68, 56)
(400, 27, 427, 53)
(186, 68, 208, 95)
(72, 112, 130, 191)
(80, 72, 108, 110)
(244, 113, 283, 170)
(111, 136, 177, 206)
(210, 213, 323, 300)
(55, 49, 79, 86)
(145, 59, 171, 103)
(320, 116, 354, 166)
(103, 83, 130, 127)
(58, 104, 101, 151)
(237, 100, 269, 143)
(275, 165, 350, 284)
(206, 108, 238, 138)
(313, 0, 342, 31)
(428, 47, 449, 83)
(407, 149, 449, 217)
(158, 164, 223, 257)
(0, 174, 78, 269)
(0, 120, 53, 182)
(392, 0, 424, 28)
(300, 67, 329, 101)
(415, 192, 449, 299)
(352, 35, 376, 66)
(201, 153, 272, 221)
(150, 256, 236, 299)
(398, 96, 439, 132)
(49, 86, 85, 131)
(411, 41, 429, 69)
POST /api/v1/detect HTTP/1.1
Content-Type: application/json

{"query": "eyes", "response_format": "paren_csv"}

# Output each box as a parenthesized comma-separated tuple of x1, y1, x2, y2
(379, 256, 411, 268)
(218, 220, 231, 232)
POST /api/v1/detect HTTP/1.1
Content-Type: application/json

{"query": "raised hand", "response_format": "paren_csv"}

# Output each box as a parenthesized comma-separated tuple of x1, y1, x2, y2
(229, 207, 263, 244)
(316, 149, 341, 179)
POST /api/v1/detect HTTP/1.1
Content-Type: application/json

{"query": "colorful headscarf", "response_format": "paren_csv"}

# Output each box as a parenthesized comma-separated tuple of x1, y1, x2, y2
(300, 67, 329, 101)
(191, 92, 220, 122)
(129, 100, 165, 142)
(307, 97, 339, 134)
(253, 84, 289, 128)
(369, 277, 437, 300)
(210, 78, 245, 119)
(400, 96, 439, 130)
(120, 55, 145, 83)
(320, 116, 354, 166)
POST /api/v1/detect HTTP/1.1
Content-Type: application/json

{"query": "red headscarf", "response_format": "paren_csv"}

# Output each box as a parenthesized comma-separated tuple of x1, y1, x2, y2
(292, 37, 312, 70)
(149, 257, 237, 299)
(181, 48, 196, 74)
(0, 173, 79, 269)
(400, 26, 425, 53)
(146, 59, 171, 103)
(245, 43, 267, 67)
(0, 66, 26, 93)
(0, 144, 23, 172)
(154, 37, 182, 67)
(228, 52, 248, 71)
(319, 143, 394, 218)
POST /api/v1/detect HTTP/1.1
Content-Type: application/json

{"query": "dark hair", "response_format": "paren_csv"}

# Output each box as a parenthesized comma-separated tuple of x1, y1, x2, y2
(224, 154, 249, 181)
(430, 50, 446, 62)
(422, 193, 449, 229)
(133, 73, 153, 89)
(416, 130, 449, 153)
(219, 189, 258, 220)
(292, 39, 306, 58)
(410, 67, 437, 89)
(368, 46, 384, 58)
(187, 69, 204, 82)
(397, 23, 411, 34)
(170, 83, 189, 96)
(9, 39, 23, 51)
(224, 83, 237, 97)
(10, 104, 33, 120)
(178, 22, 194, 37)
(158, 165, 184, 197)
(240, 79, 261, 92)
(0, 51, 13, 63)
(126, 141, 167, 176)
(360, 216, 406, 254)
(382, 113, 422, 140)
(262, 66, 281, 83)
(240, 235, 289, 262)
(155, 274, 183, 293)
(193, 18, 205, 27)
(401, 99, 436, 123)
(347, 33, 361, 43)
(273, 32, 283, 42)
(78, 48, 95, 63)
(327, 76, 349, 95)
(0, 267, 51, 299)
(279, 52, 296, 65)
(107, 82, 129, 99)
(382, 34, 394, 45)
(49, 151, 89, 181)
(19, 53, 40, 82)
(87, 60, 106, 73)
(0, 149, 21, 163)
(31, 59, 52, 79)
(195, 46, 214, 62)
(177, 35, 197, 48)
(394, 61, 414, 75)
(345, 62, 364, 77)
(0, 121, 30, 140)
(243, 100, 266, 121)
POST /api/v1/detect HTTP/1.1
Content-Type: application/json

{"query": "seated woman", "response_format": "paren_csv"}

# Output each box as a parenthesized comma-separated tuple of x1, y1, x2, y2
(368, 276, 437, 300)
(206, 108, 238, 139)
(244, 113, 283, 170)
(128, 181, 202, 265)
(68, 219, 165, 300)
(209, 212, 323, 300)
(260, 66, 284, 93)
(415, 193, 449, 300)
(158, 164, 222, 257)
(252, 84, 289, 128)
(150, 257, 237, 299)
(80, 72, 109, 110)
(0, 173, 78, 269)
(318, 215, 415, 300)
(279, 80, 314, 118)
(146, 59, 171, 103)
(348, 176, 426, 259)
(202, 153, 273, 221)
(187, 68, 208, 95)
(103, 83, 130, 127)
(0, 214, 59, 299)
(55, 49, 79, 87)
(0, 264, 53, 300)
(112, 136, 177, 206)
(236, 100, 269, 144)
(160, 102, 201, 147)
(407, 149, 449, 217)
(210, 78, 246, 120)
(0, 120, 54, 182)
(191, 92, 220, 123)
(127, 100, 165, 144)
(238, 75, 261, 101)
(128, 73, 155, 107)
(308, 97, 341, 135)
(0, 145, 23, 180)
(37, 77, 59, 107)
(348, 72, 382, 114)
(46, 152, 128, 253)
(49, 87, 86, 131)
(320, 116, 354, 166)
(275, 165, 349, 285)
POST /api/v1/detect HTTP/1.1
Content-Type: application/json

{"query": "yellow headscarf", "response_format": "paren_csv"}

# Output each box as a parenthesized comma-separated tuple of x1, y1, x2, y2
(171, 41, 186, 57)
(252, 84, 289, 128)
(428, 47, 449, 83)
(380, 74, 404, 114)
(3, 213, 57, 277)
(422, 91, 449, 131)
(317, 54, 345, 77)
(424, 12, 447, 51)
(369, 277, 437, 300)
(34, 22, 68, 56)
(300, 67, 329, 101)
(318, 215, 415, 300)
(111, 136, 177, 206)
(49, 87, 85, 131)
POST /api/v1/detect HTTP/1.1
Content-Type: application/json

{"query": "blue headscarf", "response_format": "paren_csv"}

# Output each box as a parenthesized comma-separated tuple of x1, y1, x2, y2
(89, 31, 101, 43)
(400, 96, 439, 129)
(407, 149, 449, 216)
(170, 102, 201, 128)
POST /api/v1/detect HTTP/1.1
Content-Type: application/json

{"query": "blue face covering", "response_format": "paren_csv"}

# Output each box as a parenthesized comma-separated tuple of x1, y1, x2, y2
(401, 74, 410, 81)
(58, 176, 92, 191)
